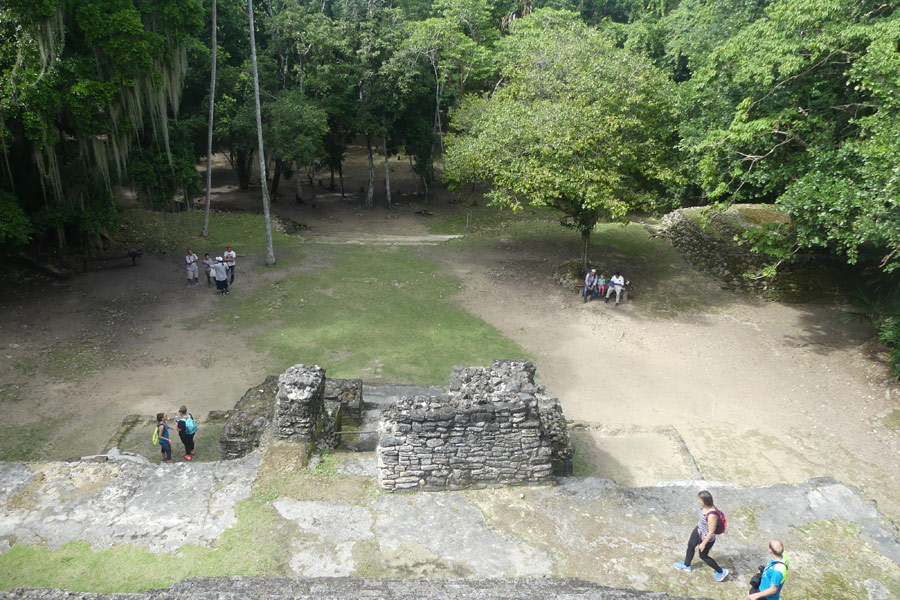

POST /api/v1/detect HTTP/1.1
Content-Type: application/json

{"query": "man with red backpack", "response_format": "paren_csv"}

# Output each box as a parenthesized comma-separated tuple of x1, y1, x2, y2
(673, 490, 730, 582)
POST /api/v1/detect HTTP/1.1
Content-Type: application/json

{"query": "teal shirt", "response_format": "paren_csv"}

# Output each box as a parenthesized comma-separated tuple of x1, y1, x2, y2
(759, 559, 786, 600)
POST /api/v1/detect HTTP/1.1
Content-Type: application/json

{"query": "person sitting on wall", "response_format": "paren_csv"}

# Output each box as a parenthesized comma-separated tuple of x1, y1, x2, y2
(584, 268, 601, 303)
(597, 273, 608, 298)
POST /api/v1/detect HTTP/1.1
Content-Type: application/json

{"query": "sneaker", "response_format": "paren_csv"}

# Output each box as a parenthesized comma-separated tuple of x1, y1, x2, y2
(715, 569, 729, 582)
(615, 302, 619, 306)
(605, 298, 609, 304)
(673, 562, 692, 572)
(184, 455, 192, 461)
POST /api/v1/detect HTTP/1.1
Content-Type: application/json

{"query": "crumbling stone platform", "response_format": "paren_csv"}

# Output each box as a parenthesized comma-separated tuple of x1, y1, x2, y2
(377, 360, 573, 492)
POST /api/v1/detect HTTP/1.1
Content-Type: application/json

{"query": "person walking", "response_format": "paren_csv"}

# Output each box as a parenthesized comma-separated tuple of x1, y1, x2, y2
(156, 413, 172, 463)
(223, 244, 236, 284)
(185, 249, 200, 287)
(673, 490, 729, 582)
(176, 405, 197, 461)
(203, 253, 215, 286)
(748, 540, 788, 599)
(605, 271, 626, 305)
(211, 256, 229, 295)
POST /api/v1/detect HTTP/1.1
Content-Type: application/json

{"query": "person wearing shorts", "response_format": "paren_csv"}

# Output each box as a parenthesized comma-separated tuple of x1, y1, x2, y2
(212, 257, 229, 295)
(185, 250, 200, 287)
(223, 245, 236, 284)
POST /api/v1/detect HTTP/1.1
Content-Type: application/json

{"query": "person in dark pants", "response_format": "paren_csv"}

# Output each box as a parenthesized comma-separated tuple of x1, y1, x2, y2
(176, 405, 196, 461)
(156, 413, 172, 463)
(673, 490, 729, 582)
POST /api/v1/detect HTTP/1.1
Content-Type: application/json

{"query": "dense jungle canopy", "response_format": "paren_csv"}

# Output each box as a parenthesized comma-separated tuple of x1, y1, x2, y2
(1, 0, 899, 356)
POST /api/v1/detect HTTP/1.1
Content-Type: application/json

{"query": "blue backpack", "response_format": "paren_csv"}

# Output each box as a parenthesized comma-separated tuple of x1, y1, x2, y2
(182, 414, 198, 435)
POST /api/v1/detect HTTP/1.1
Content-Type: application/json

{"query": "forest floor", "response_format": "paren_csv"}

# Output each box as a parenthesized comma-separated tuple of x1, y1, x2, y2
(1, 147, 899, 594)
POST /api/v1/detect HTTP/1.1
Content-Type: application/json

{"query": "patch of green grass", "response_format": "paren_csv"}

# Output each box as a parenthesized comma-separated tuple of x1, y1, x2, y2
(312, 450, 342, 477)
(118, 209, 305, 260)
(0, 491, 285, 592)
(215, 245, 526, 385)
(0, 418, 63, 462)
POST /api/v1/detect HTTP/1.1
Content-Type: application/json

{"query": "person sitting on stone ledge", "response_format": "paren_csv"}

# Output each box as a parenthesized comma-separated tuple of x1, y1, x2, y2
(583, 268, 601, 303)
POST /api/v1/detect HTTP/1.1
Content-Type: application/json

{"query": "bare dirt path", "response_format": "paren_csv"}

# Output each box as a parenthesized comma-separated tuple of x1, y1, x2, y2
(434, 240, 900, 522)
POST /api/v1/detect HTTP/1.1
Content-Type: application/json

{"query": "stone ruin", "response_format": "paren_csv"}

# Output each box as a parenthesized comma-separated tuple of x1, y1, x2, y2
(219, 366, 362, 459)
(218, 360, 573, 494)
(377, 360, 573, 492)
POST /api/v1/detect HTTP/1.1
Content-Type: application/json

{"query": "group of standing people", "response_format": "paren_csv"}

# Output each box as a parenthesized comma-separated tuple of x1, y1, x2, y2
(583, 268, 629, 305)
(185, 245, 236, 296)
(155, 406, 197, 462)
(674, 490, 789, 600)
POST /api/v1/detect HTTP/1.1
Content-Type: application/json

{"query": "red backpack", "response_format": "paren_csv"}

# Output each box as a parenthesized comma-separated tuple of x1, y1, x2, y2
(711, 509, 727, 534)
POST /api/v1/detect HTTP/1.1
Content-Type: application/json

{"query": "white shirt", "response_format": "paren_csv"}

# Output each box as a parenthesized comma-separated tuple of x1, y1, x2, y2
(185, 253, 199, 267)
(212, 263, 228, 281)
(610, 274, 625, 287)
(224, 250, 236, 266)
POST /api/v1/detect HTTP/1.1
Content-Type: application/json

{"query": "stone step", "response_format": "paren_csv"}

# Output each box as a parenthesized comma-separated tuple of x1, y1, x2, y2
(2, 577, 706, 600)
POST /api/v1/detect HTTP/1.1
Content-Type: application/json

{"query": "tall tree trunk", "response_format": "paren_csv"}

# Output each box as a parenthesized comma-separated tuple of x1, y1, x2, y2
(382, 137, 391, 209)
(338, 163, 344, 198)
(409, 155, 419, 195)
(365, 137, 375, 208)
(248, 0, 275, 266)
(269, 159, 282, 199)
(580, 229, 591, 274)
(201, 0, 217, 238)
(295, 160, 303, 203)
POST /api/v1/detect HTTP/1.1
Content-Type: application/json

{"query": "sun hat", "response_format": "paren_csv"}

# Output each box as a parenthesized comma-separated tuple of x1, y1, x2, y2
(216, 256, 223, 261)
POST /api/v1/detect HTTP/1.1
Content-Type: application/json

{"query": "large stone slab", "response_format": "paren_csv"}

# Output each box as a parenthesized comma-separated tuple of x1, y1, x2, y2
(0, 454, 260, 553)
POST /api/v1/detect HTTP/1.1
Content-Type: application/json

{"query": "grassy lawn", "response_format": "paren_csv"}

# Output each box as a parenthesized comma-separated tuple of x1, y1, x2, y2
(208, 244, 527, 385)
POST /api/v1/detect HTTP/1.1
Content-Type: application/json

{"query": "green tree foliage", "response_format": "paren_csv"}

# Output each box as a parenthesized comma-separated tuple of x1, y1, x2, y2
(0, 0, 201, 250)
(445, 9, 677, 271)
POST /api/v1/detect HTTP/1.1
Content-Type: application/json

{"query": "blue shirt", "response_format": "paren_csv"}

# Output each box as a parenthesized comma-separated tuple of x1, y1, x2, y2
(759, 559, 786, 599)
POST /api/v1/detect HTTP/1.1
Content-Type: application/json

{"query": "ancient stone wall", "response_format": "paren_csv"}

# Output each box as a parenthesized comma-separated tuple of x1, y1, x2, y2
(220, 366, 355, 459)
(377, 360, 572, 492)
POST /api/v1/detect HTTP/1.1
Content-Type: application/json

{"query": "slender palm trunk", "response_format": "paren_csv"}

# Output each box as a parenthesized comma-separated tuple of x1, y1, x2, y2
(248, 0, 275, 265)
(382, 137, 391, 209)
(365, 137, 375, 208)
(201, 0, 217, 237)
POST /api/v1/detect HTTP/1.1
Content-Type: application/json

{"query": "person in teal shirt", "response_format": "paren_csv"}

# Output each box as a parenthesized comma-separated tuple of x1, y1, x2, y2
(749, 539, 788, 600)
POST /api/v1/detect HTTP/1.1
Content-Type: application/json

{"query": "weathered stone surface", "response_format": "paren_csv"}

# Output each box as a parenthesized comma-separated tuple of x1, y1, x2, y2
(377, 360, 573, 492)
(219, 375, 278, 460)
(0, 454, 260, 553)
(324, 377, 363, 420)
(275, 364, 327, 442)
(0, 578, 705, 600)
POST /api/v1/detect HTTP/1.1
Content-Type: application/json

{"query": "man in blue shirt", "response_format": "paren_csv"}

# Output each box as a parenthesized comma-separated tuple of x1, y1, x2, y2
(749, 539, 788, 600)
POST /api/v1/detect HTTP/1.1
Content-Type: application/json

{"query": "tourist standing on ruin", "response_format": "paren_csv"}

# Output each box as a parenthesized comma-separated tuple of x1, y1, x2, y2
(156, 413, 172, 463)
(223, 244, 236, 284)
(176, 405, 197, 461)
(185, 249, 200, 287)
(673, 490, 729, 582)
(748, 539, 788, 599)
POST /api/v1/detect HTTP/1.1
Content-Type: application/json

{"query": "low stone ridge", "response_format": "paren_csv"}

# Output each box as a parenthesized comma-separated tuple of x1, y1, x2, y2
(0, 577, 705, 600)
(657, 208, 771, 293)
(219, 375, 279, 460)
(377, 360, 573, 492)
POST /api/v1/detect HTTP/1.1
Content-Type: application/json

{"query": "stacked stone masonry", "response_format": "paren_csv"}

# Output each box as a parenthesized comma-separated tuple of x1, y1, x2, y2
(220, 367, 360, 459)
(377, 360, 573, 492)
